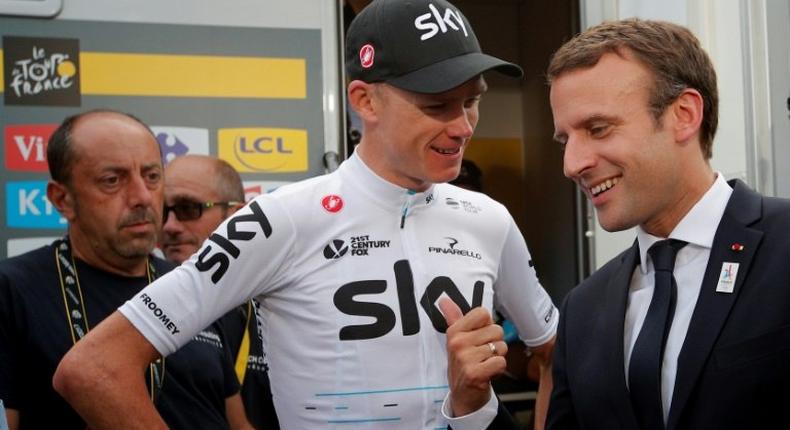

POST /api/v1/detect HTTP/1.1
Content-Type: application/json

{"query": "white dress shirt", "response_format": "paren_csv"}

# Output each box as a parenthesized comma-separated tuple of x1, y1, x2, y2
(623, 173, 733, 422)
(441, 387, 499, 430)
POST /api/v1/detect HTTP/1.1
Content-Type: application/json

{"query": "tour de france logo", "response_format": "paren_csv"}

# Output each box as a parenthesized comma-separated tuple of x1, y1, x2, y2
(3, 36, 81, 107)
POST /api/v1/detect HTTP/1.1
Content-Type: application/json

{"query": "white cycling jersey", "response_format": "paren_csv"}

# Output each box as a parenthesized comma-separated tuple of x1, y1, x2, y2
(121, 153, 558, 429)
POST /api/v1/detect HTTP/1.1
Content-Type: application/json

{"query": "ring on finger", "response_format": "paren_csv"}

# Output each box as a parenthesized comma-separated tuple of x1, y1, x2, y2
(487, 342, 497, 355)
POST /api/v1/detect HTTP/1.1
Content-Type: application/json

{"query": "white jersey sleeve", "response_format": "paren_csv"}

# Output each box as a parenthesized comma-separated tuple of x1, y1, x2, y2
(119, 194, 296, 355)
(494, 216, 559, 347)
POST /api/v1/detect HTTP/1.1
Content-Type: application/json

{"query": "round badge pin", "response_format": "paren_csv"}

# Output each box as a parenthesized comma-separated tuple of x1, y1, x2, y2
(321, 195, 344, 213)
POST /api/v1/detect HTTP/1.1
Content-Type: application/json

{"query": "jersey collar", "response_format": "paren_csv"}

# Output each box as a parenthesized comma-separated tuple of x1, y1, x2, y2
(342, 152, 438, 211)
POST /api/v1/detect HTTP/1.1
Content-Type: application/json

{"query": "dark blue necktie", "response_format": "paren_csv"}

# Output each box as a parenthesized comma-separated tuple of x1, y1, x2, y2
(629, 239, 687, 430)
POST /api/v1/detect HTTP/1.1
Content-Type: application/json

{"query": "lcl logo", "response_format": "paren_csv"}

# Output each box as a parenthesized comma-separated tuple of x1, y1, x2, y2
(218, 127, 308, 173)
(239, 136, 292, 154)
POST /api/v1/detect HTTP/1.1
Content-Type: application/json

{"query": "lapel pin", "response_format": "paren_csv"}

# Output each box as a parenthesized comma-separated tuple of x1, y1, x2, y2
(716, 262, 740, 293)
(730, 243, 744, 252)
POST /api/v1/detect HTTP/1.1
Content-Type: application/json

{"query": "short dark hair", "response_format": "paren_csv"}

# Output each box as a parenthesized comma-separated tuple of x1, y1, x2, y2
(547, 19, 718, 159)
(47, 109, 156, 184)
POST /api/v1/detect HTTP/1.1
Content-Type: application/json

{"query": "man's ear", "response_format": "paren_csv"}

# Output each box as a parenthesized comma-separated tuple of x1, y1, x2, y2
(47, 180, 77, 222)
(671, 88, 704, 144)
(347, 80, 380, 123)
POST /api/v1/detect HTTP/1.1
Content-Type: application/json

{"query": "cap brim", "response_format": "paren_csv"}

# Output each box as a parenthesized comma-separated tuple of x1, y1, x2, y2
(386, 52, 523, 94)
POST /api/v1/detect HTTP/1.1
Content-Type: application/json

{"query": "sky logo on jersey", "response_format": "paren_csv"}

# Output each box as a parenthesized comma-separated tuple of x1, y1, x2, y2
(150, 126, 210, 165)
(218, 128, 308, 173)
(3, 36, 81, 106)
(5, 181, 66, 229)
(4, 124, 58, 171)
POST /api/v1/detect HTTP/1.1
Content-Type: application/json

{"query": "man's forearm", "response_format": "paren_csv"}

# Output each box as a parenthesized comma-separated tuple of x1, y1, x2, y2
(534, 357, 553, 430)
(53, 312, 167, 429)
(6, 408, 19, 430)
(530, 337, 556, 430)
(56, 367, 165, 429)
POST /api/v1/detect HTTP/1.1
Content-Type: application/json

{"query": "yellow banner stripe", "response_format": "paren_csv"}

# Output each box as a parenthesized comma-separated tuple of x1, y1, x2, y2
(0, 50, 306, 99)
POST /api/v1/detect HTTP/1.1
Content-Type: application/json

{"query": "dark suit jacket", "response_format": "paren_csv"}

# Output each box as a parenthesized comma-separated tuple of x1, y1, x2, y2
(547, 180, 790, 430)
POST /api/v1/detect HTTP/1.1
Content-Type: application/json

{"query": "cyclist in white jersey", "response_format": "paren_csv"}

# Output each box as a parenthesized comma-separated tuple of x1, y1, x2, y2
(54, 1, 559, 429)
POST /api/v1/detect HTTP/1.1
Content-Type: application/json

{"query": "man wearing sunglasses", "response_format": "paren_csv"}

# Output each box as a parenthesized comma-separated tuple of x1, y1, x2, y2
(160, 154, 280, 429)
(160, 155, 245, 265)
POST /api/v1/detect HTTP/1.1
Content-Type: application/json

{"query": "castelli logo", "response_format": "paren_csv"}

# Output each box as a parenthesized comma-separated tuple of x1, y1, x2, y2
(321, 195, 344, 213)
(359, 44, 375, 69)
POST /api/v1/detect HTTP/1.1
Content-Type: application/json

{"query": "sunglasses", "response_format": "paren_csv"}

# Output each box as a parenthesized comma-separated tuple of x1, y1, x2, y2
(163, 201, 242, 222)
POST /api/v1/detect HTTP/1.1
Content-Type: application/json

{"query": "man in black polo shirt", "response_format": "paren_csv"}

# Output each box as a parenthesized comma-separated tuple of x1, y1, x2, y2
(0, 110, 243, 429)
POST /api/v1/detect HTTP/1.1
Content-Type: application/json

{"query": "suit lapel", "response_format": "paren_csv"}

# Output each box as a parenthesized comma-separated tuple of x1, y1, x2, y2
(667, 181, 764, 430)
(603, 241, 641, 429)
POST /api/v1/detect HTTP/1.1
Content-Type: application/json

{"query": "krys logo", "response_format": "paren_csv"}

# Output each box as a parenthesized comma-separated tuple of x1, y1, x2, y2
(218, 128, 308, 173)
(3, 36, 81, 106)
(4, 124, 58, 172)
(5, 181, 67, 229)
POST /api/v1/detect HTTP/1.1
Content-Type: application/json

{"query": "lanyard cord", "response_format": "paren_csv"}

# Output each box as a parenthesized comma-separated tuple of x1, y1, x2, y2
(234, 299, 255, 383)
(54, 237, 165, 401)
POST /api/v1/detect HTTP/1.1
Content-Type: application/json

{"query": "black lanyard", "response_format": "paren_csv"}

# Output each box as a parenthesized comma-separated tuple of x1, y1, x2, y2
(54, 237, 165, 401)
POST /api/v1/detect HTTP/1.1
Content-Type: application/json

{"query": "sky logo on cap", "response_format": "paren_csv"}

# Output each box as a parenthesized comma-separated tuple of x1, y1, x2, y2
(5, 181, 66, 229)
(4, 124, 58, 172)
(150, 126, 210, 165)
(218, 128, 308, 173)
(359, 44, 375, 69)
(414, 3, 468, 41)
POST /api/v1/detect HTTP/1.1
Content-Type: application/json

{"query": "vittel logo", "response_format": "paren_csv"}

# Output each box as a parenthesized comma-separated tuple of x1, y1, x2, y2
(4, 124, 57, 172)
(414, 3, 468, 41)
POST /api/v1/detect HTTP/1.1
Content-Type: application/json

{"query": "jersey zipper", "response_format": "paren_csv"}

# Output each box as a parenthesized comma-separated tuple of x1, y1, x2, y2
(400, 190, 416, 229)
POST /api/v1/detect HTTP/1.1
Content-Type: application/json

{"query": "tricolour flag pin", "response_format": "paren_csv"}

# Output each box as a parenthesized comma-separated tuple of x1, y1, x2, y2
(730, 243, 744, 252)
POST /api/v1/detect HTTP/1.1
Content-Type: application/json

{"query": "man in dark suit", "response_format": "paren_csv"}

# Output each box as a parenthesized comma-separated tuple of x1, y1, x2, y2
(545, 18, 790, 430)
